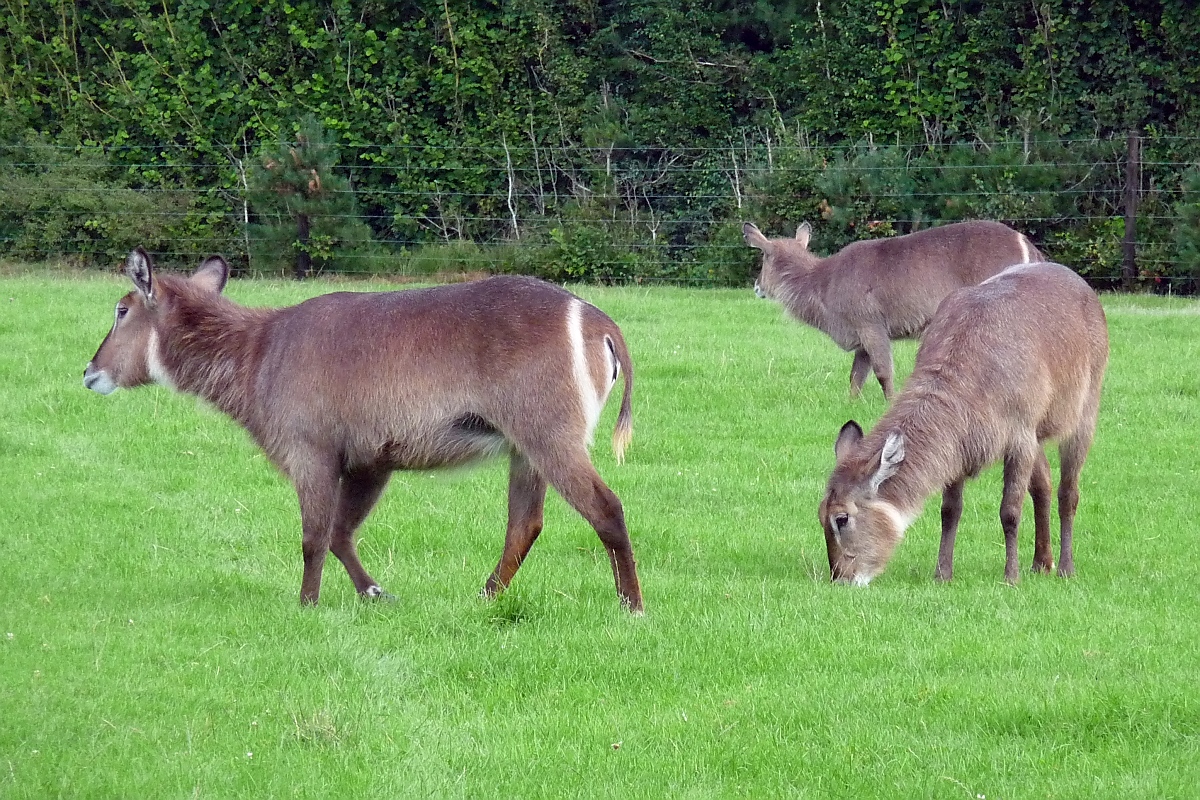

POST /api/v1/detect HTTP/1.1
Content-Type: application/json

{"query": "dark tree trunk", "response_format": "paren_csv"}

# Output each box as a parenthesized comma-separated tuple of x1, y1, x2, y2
(295, 212, 311, 281)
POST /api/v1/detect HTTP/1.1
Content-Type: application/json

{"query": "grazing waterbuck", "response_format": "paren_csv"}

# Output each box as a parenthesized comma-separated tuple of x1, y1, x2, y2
(744, 219, 1041, 399)
(84, 249, 644, 612)
(818, 262, 1108, 585)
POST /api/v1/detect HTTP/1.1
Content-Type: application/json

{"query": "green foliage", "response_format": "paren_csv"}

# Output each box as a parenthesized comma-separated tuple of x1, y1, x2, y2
(676, 219, 760, 287)
(812, 144, 919, 250)
(1, 1, 1200, 284)
(399, 239, 491, 278)
(538, 211, 652, 284)
(0, 139, 187, 266)
(1173, 165, 1200, 291)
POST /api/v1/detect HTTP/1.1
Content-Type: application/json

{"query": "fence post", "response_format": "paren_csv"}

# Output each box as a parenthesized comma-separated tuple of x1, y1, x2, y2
(1122, 128, 1140, 290)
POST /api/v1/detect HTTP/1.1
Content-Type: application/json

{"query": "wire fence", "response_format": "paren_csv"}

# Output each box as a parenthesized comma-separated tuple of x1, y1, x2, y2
(2, 136, 1198, 289)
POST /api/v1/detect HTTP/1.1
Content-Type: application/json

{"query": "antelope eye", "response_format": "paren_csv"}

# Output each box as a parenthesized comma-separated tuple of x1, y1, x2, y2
(833, 513, 850, 532)
(116, 305, 129, 320)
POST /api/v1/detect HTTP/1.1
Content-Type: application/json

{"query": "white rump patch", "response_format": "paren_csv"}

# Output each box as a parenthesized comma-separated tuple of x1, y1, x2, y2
(567, 299, 602, 445)
(1018, 235, 1033, 264)
(146, 329, 175, 390)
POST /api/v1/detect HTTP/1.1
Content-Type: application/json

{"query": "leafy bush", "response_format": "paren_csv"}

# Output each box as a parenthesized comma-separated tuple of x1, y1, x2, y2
(1173, 166, 1200, 292)
(0, 141, 186, 268)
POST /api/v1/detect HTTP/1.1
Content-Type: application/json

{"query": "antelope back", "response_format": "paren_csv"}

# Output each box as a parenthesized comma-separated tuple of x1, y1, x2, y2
(232, 276, 629, 474)
(744, 219, 1038, 312)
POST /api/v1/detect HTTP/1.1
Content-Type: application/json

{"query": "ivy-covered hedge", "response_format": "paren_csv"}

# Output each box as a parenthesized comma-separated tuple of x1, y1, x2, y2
(1, 0, 1199, 288)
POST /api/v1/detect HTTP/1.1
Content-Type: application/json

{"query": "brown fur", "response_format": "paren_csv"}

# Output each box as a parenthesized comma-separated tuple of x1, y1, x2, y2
(818, 262, 1109, 585)
(745, 219, 1042, 398)
(84, 248, 643, 612)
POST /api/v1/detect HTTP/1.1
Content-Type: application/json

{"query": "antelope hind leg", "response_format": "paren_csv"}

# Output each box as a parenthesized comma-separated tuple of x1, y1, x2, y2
(484, 451, 548, 599)
(534, 450, 643, 614)
(330, 469, 394, 601)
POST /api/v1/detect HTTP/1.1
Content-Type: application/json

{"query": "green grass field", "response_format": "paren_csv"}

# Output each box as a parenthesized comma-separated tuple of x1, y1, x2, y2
(2, 272, 1198, 798)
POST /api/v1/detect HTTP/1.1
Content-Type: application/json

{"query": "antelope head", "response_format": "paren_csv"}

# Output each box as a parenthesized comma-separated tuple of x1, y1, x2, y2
(83, 248, 228, 395)
(819, 421, 913, 585)
(744, 221, 814, 299)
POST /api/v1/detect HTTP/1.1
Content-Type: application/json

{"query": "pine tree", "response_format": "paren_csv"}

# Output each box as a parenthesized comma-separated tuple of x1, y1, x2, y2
(248, 116, 356, 280)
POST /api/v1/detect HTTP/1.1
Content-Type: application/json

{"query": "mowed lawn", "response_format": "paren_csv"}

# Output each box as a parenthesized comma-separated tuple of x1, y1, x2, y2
(1, 271, 1197, 798)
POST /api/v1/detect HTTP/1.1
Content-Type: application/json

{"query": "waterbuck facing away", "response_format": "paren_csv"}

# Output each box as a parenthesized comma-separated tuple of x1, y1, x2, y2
(819, 262, 1108, 586)
(84, 249, 644, 612)
(744, 219, 1041, 399)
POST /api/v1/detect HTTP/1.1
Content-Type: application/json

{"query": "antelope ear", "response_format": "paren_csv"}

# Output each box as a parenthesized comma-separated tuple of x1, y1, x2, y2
(192, 256, 230, 294)
(834, 420, 864, 460)
(795, 221, 812, 249)
(869, 432, 905, 491)
(743, 222, 770, 251)
(125, 247, 155, 304)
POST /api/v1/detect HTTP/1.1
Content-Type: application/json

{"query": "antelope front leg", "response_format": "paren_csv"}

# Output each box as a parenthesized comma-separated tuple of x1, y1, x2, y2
(849, 349, 872, 398)
(1028, 451, 1055, 574)
(858, 328, 896, 400)
(935, 480, 965, 582)
(294, 463, 341, 605)
(484, 452, 547, 599)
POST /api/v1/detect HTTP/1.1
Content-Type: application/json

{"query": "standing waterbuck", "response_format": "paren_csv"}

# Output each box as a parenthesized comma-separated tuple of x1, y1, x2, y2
(84, 249, 644, 612)
(818, 262, 1108, 586)
(744, 219, 1041, 399)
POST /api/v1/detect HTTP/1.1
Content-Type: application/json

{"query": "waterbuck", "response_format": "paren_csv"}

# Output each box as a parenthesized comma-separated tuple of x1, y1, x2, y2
(818, 261, 1108, 586)
(84, 249, 644, 612)
(744, 219, 1041, 399)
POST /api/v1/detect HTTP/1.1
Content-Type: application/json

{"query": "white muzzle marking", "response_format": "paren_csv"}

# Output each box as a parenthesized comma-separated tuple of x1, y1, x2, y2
(83, 366, 117, 395)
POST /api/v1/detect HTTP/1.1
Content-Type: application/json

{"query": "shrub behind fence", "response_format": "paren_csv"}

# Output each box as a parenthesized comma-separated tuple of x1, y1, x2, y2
(2, 134, 1198, 291)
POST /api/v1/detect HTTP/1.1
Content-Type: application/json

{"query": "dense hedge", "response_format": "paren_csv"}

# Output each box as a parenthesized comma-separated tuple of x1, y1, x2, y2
(1, 0, 1199, 287)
